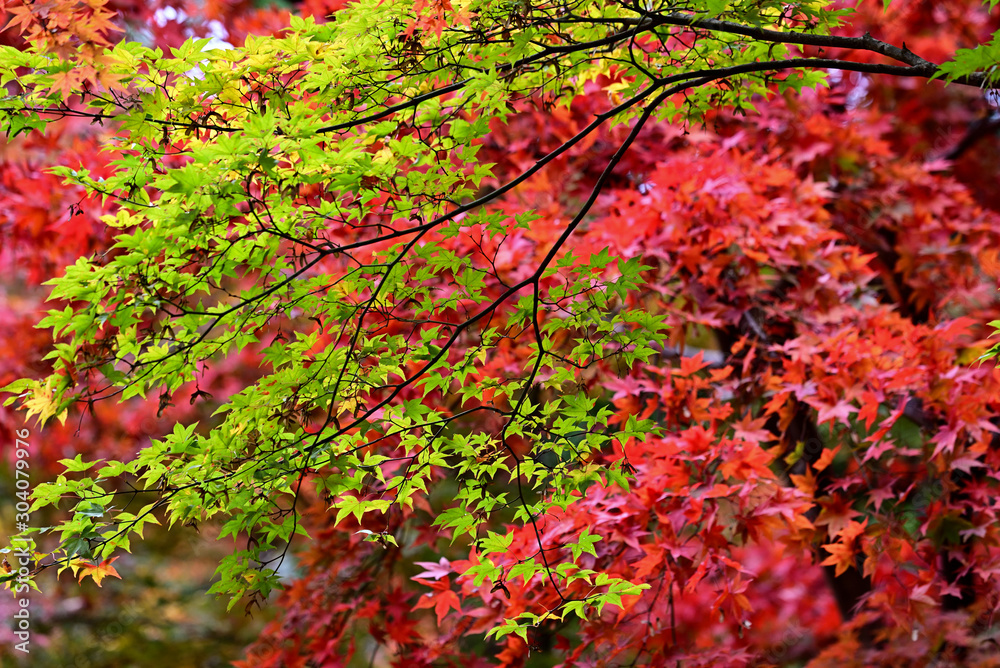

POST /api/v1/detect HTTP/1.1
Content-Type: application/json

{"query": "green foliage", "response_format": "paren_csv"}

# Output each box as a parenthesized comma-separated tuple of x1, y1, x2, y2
(933, 36, 1000, 87)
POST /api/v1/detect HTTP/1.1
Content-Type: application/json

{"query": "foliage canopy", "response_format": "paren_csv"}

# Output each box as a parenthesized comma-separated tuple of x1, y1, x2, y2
(4, 0, 1000, 662)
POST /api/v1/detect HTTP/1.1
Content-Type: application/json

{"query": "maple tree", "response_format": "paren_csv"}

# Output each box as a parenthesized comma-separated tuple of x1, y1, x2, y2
(3, 0, 1000, 665)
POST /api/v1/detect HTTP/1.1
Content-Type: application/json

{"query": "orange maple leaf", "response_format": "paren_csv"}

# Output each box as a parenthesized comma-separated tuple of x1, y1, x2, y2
(820, 541, 855, 577)
(77, 556, 122, 587)
(46, 69, 80, 101)
(813, 444, 840, 472)
(3, 5, 35, 35)
(821, 519, 868, 577)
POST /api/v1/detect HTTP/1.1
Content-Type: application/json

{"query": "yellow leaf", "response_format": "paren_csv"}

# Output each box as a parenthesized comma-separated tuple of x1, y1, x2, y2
(21, 379, 69, 427)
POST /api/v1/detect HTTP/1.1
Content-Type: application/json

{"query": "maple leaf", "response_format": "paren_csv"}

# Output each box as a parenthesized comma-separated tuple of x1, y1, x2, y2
(821, 520, 868, 577)
(675, 350, 710, 378)
(3, 4, 35, 35)
(950, 454, 985, 474)
(719, 444, 774, 480)
(76, 557, 122, 587)
(813, 445, 840, 473)
(857, 390, 883, 430)
(20, 378, 69, 426)
(814, 495, 862, 539)
(821, 542, 856, 578)
(47, 69, 79, 102)
(815, 400, 856, 428)
(762, 391, 790, 416)
(386, 615, 421, 646)
(684, 558, 711, 594)
(909, 582, 936, 607)
(633, 544, 664, 579)
(731, 414, 775, 444)
(412, 576, 462, 623)
(868, 484, 897, 512)
(413, 557, 452, 581)
(789, 467, 818, 496)
(862, 437, 898, 464)
(930, 425, 961, 460)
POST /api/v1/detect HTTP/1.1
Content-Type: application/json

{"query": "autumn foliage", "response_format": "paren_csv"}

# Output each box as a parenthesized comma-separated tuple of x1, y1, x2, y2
(3, 1, 1000, 667)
